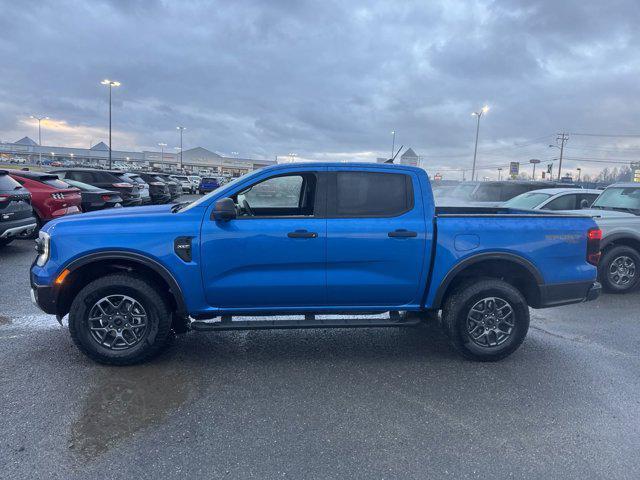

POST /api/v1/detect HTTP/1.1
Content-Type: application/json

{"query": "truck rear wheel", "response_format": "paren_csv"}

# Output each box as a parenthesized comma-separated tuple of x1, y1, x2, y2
(599, 245, 640, 293)
(68, 274, 173, 365)
(441, 279, 529, 362)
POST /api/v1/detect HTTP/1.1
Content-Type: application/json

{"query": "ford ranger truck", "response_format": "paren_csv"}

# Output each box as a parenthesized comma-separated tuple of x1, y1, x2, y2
(30, 163, 602, 365)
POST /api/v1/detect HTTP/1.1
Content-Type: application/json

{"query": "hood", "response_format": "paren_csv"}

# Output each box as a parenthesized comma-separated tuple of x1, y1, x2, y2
(42, 204, 175, 233)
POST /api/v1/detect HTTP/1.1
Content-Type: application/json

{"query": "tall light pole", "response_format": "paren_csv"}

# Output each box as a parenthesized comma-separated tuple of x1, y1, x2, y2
(391, 130, 396, 158)
(158, 143, 167, 167)
(30, 115, 48, 164)
(176, 126, 186, 170)
(497, 167, 503, 181)
(471, 105, 489, 181)
(101, 79, 121, 169)
(576, 168, 582, 182)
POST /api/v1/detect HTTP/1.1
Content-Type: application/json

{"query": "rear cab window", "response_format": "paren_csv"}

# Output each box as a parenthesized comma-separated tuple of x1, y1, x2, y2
(330, 171, 413, 217)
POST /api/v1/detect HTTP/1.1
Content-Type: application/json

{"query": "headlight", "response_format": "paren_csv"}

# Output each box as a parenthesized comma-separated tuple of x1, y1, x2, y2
(35, 231, 50, 267)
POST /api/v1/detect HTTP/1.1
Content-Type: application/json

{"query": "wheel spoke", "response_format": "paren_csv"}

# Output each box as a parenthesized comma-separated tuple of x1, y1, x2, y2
(466, 296, 515, 348)
(87, 294, 149, 351)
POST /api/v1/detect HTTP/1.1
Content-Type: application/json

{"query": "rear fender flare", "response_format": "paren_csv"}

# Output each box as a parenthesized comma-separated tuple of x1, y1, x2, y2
(430, 252, 544, 309)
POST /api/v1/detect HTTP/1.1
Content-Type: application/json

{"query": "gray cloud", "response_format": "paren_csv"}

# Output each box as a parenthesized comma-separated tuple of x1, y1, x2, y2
(1, 0, 640, 178)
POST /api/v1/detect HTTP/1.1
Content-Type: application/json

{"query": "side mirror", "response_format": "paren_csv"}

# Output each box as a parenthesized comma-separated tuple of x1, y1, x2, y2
(213, 197, 237, 221)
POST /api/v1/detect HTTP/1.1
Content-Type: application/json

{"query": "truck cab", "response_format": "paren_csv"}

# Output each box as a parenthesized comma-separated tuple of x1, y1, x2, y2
(31, 163, 601, 365)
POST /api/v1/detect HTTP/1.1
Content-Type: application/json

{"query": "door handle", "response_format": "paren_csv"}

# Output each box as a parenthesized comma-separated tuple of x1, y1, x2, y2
(287, 229, 318, 239)
(388, 229, 417, 238)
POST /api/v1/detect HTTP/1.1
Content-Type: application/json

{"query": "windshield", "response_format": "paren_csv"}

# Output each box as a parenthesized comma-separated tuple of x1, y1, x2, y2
(450, 184, 477, 199)
(471, 184, 502, 201)
(180, 170, 262, 212)
(504, 192, 552, 209)
(591, 187, 640, 214)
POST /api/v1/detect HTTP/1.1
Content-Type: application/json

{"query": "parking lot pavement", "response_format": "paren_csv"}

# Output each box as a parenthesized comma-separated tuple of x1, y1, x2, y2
(1, 239, 639, 480)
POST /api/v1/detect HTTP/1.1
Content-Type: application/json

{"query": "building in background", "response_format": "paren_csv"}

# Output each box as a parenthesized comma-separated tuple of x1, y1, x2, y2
(0, 137, 274, 175)
(400, 147, 420, 167)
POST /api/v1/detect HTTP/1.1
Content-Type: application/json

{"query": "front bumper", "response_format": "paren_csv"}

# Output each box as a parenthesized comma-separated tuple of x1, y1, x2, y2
(31, 282, 58, 315)
(537, 281, 601, 308)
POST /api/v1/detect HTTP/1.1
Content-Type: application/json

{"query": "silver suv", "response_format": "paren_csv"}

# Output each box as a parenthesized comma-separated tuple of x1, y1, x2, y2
(580, 183, 640, 293)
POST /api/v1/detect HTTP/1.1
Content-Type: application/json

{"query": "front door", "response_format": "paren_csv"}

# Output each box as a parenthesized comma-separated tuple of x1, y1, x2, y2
(325, 168, 430, 308)
(201, 169, 326, 310)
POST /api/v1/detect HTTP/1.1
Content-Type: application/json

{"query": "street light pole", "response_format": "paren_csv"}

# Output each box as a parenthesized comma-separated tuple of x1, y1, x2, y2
(30, 115, 48, 164)
(577, 167, 582, 182)
(497, 167, 502, 181)
(391, 130, 396, 158)
(158, 143, 167, 168)
(176, 126, 186, 170)
(471, 105, 489, 182)
(101, 79, 121, 169)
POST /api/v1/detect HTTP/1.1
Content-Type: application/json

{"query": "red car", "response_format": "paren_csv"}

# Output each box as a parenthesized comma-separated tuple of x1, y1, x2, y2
(7, 170, 82, 225)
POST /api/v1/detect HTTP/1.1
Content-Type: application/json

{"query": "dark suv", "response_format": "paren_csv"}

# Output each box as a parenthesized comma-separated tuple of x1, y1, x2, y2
(0, 170, 37, 247)
(136, 172, 172, 204)
(152, 173, 181, 201)
(51, 168, 143, 207)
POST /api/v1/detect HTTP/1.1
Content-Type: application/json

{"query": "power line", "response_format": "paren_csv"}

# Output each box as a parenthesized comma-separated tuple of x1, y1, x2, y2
(569, 133, 640, 138)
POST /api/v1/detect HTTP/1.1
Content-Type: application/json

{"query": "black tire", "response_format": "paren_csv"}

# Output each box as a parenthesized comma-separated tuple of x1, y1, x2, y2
(441, 279, 529, 362)
(0, 238, 14, 247)
(68, 274, 173, 365)
(598, 245, 640, 293)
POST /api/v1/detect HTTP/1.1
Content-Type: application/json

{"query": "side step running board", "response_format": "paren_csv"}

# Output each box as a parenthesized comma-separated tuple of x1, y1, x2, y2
(190, 315, 422, 332)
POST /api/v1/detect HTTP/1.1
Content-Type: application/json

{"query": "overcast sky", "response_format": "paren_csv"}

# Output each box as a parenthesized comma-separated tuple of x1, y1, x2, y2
(1, 0, 640, 179)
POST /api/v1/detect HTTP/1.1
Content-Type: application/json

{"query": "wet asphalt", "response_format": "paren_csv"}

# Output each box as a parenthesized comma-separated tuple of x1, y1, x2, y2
(1, 236, 639, 479)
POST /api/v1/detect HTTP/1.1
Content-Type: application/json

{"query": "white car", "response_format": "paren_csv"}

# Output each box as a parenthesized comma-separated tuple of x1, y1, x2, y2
(170, 175, 195, 193)
(502, 188, 602, 211)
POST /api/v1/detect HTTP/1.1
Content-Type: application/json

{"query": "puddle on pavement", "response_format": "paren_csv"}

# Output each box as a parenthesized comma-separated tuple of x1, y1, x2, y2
(69, 360, 202, 459)
(0, 315, 12, 326)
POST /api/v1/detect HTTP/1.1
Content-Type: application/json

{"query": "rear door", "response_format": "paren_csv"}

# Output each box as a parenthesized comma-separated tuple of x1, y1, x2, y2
(325, 167, 429, 308)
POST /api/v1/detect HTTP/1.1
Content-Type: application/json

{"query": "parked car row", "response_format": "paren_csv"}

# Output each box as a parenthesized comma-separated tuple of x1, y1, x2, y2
(0, 168, 187, 247)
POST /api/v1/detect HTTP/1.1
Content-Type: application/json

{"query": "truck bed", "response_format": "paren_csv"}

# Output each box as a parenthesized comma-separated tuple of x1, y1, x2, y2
(435, 206, 591, 217)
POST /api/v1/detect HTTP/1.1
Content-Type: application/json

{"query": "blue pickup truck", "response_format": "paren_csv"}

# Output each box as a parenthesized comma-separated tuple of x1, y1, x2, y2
(31, 163, 602, 365)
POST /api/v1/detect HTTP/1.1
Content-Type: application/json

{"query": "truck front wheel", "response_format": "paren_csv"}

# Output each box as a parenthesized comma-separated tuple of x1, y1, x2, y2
(441, 279, 529, 362)
(68, 274, 173, 365)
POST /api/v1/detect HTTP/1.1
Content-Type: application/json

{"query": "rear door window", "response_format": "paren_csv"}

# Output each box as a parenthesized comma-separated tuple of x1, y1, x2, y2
(333, 171, 412, 217)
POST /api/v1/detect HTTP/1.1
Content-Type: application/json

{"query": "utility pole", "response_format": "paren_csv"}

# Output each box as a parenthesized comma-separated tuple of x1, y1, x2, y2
(555, 133, 569, 181)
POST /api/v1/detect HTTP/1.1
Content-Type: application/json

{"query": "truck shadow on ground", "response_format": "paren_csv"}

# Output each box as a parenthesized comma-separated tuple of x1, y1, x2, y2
(69, 321, 560, 464)
(67, 322, 456, 460)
